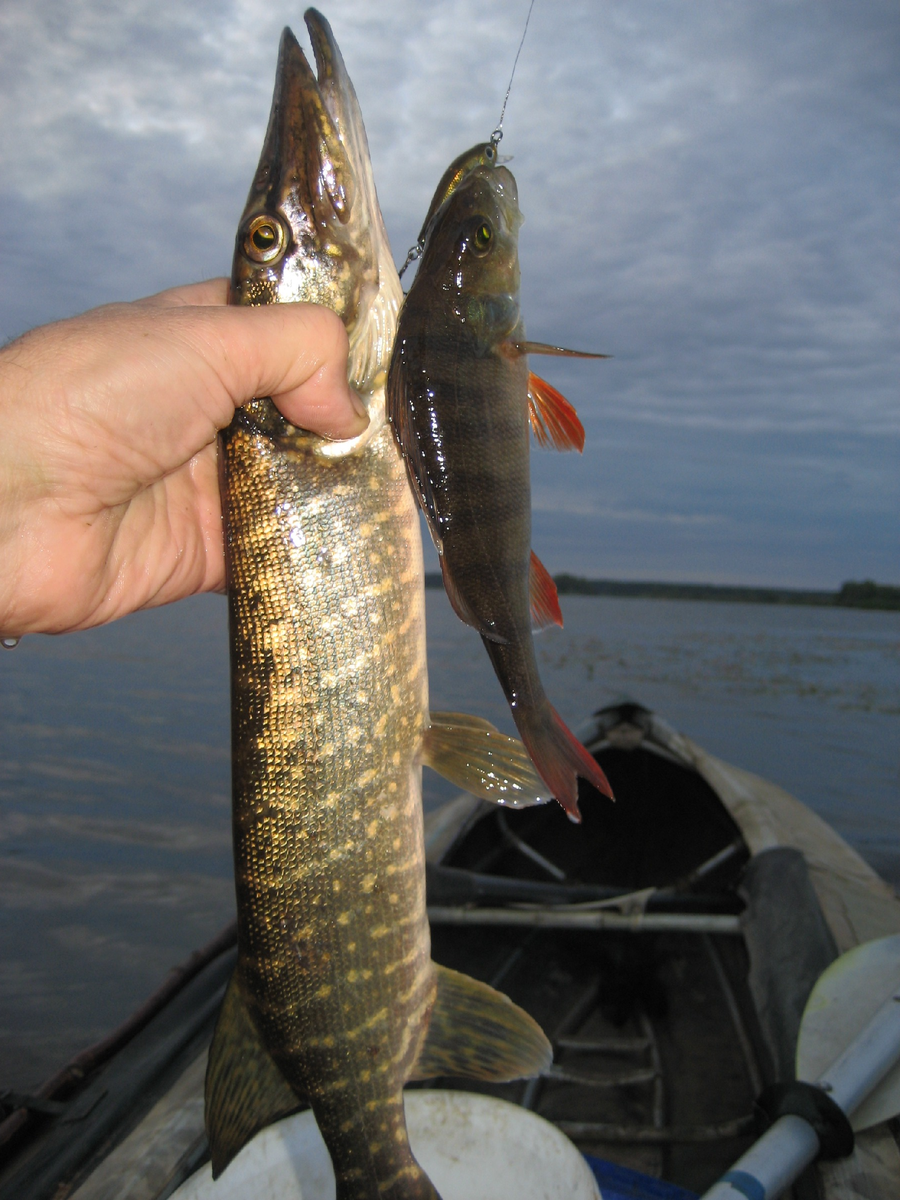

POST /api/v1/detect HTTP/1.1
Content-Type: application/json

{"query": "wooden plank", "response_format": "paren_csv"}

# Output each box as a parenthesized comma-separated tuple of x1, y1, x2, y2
(71, 1053, 206, 1200)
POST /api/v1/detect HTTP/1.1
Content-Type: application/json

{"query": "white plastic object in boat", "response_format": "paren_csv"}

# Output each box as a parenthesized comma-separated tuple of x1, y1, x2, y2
(172, 1089, 601, 1200)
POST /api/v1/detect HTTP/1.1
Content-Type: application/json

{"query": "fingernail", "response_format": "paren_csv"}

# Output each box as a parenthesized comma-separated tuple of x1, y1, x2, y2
(348, 388, 368, 422)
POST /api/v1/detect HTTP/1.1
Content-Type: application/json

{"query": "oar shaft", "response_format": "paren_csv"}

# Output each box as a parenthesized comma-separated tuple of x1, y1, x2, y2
(703, 990, 900, 1200)
(704, 1115, 818, 1200)
(821, 990, 900, 1115)
(427, 906, 742, 934)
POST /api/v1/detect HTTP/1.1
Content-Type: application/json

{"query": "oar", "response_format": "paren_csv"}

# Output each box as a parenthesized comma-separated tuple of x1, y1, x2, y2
(702, 934, 900, 1200)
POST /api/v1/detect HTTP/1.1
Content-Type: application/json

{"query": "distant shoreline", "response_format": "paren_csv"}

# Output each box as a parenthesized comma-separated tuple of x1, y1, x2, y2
(423, 574, 900, 612)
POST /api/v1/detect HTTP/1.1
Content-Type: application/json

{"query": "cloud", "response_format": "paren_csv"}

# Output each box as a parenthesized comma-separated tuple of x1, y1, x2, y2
(531, 485, 728, 525)
(0, 0, 896, 583)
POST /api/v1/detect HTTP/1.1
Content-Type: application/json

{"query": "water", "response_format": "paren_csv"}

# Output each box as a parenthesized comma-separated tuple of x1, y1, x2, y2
(0, 591, 897, 1090)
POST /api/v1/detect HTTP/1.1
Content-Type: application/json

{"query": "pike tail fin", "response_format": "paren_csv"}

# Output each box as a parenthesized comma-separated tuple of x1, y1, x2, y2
(518, 704, 615, 821)
(411, 964, 551, 1083)
(205, 970, 304, 1178)
(421, 712, 551, 807)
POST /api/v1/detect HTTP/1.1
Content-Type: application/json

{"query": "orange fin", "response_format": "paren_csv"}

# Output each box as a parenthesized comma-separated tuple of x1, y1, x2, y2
(513, 340, 610, 359)
(518, 704, 615, 821)
(530, 552, 563, 631)
(528, 373, 586, 452)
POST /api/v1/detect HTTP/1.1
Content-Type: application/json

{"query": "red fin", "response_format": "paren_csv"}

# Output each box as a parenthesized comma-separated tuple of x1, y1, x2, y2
(527, 373, 585, 452)
(519, 705, 615, 821)
(530, 552, 563, 631)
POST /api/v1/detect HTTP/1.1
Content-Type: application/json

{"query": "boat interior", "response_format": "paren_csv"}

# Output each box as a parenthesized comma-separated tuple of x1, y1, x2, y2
(0, 703, 853, 1200)
(423, 704, 767, 1194)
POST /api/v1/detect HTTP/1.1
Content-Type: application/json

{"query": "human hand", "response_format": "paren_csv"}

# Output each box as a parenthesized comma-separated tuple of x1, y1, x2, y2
(0, 279, 366, 637)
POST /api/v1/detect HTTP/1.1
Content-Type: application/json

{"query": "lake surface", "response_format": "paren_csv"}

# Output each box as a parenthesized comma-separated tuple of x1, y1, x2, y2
(0, 591, 897, 1090)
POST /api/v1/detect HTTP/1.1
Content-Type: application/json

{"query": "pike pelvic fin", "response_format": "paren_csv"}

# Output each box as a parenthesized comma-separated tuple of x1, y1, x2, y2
(410, 964, 551, 1083)
(517, 704, 615, 822)
(530, 551, 563, 630)
(205, 971, 304, 1179)
(421, 712, 551, 807)
(527, 373, 586, 452)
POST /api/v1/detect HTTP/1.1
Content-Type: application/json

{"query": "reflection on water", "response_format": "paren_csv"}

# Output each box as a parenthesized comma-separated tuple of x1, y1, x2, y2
(0, 595, 233, 1089)
(425, 591, 900, 886)
(0, 590, 897, 1089)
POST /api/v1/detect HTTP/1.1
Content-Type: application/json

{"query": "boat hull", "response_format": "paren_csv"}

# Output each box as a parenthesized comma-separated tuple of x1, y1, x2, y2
(4, 703, 899, 1200)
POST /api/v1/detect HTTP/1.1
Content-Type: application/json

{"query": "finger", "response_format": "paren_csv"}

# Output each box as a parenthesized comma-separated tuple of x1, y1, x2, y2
(134, 290, 367, 438)
(134, 278, 231, 308)
(171, 301, 368, 440)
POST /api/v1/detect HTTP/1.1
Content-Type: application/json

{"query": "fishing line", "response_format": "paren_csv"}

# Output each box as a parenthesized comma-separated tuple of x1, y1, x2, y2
(398, 0, 538, 280)
(491, 0, 536, 147)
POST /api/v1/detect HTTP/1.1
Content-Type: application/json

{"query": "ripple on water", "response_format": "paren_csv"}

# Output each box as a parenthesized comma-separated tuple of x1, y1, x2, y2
(0, 590, 897, 1089)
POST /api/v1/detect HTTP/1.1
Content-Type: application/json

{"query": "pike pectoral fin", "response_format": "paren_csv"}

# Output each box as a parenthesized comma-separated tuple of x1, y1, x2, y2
(205, 971, 304, 1179)
(530, 551, 563, 630)
(422, 712, 552, 807)
(511, 340, 610, 359)
(410, 964, 551, 1083)
(527, 373, 585, 452)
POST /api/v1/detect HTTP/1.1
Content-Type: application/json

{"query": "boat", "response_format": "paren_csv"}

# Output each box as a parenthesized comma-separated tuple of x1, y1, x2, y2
(1, 701, 898, 1200)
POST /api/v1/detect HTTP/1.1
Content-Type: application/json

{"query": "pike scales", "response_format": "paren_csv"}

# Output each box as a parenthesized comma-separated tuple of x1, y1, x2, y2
(207, 13, 551, 1200)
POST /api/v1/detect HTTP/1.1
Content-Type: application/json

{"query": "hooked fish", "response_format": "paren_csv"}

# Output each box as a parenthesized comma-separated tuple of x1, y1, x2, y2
(206, 14, 551, 1200)
(388, 151, 614, 821)
(399, 141, 506, 277)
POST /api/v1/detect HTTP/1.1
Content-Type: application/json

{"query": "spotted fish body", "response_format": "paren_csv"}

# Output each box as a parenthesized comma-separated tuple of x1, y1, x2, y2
(223, 424, 433, 1196)
(206, 14, 550, 1200)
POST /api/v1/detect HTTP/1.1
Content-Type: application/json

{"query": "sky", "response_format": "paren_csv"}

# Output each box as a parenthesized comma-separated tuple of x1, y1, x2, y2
(0, 0, 897, 588)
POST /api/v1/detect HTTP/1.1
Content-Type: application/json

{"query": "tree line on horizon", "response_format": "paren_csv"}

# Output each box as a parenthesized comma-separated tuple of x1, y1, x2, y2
(422, 574, 900, 611)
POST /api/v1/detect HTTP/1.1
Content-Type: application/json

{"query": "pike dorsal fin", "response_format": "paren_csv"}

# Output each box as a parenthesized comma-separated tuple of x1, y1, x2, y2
(205, 971, 304, 1179)
(410, 964, 551, 1083)
(421, 712, 551, 807)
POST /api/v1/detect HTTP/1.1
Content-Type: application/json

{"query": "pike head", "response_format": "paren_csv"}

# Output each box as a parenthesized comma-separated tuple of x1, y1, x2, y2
(232, 10, 401, 406)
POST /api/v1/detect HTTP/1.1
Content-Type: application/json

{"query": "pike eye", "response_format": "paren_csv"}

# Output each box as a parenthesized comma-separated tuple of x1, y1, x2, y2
(485, 145, 495, 161)
(471, 221, 493, 256)
(243, 215, 286, 263)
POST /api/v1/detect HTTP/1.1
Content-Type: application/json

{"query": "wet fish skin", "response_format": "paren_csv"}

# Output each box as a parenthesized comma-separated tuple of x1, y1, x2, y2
(408, 140, 505, 263)
(208, 15, 550, 1200)
(388, 161, 613, 819)
(221, 19, 436, 1198)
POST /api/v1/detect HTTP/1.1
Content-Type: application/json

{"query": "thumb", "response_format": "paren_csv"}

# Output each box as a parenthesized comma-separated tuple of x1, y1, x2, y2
(167, 298, 369, 440)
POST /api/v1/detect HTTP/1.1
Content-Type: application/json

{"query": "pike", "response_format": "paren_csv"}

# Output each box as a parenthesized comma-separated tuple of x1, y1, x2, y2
(388, 152, 614, 821)
(205, 12, 551, 1200)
